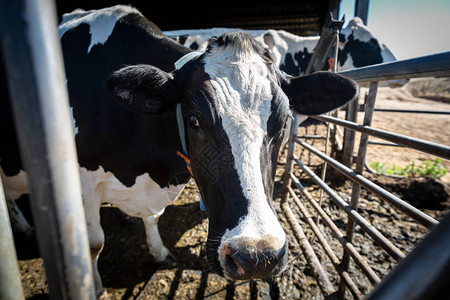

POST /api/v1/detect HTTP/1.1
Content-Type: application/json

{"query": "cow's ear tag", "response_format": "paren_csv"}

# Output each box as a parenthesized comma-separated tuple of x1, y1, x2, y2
(174, 53, 205, 212)
(174, 51, 203, 70)
(200, 196, 206, 211)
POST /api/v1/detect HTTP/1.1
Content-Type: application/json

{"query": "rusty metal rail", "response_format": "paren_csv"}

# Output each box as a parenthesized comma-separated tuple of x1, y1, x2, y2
(281, 50, 450, 299)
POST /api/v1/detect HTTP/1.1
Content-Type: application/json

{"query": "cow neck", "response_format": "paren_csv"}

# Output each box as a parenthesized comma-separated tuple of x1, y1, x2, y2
(174, 51, 206, 211)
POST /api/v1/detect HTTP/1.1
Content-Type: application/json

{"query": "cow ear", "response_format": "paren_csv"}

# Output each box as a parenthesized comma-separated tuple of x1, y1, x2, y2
(107, 64, 178, 114)
(282, 71, 358, 115)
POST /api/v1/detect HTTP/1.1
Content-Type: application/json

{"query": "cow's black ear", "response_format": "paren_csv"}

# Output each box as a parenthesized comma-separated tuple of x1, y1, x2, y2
(282, 71, 358, 115)
(107, 64, 178, 114)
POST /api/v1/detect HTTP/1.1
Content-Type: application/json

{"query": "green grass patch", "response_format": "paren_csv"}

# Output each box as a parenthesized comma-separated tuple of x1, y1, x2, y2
(369, 158, 448, 179)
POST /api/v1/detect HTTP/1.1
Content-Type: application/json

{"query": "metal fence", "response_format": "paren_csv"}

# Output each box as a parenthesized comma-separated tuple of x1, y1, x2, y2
(280, 51, 450, 299)
(0, 1, 95, 299)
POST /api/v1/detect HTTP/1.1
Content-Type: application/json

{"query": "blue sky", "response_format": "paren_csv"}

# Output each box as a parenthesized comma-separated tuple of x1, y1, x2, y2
(339, 0, 450, 59)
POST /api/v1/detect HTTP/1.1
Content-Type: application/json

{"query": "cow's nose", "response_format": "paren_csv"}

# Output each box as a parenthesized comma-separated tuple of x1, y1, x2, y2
(220, 237, 288, 280)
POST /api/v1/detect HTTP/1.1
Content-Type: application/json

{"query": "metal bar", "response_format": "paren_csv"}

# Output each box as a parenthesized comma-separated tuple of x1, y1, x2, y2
(288, 182, 381, 285)
(293, 156, 406, 261)
(317, 120, 331, 225)
(339, 82, 379, 295)
(0, 177, 25, 300)
(0, 1, 95, 299)
(368, 141, 405, 147)
(342, 99, 359, 166)
(295, 139, 438, 229)
(304, 17, 343, 74)
(338, 51, 450, 82)
(373, 108, 450, 115)
(281, 114, 301, 203)
(287, 187, 364, 299)
(281, 200, 336, 297)
(367, 214, 450, 300)
(310, 114, 450, 160)
(354, 0, 370, 25)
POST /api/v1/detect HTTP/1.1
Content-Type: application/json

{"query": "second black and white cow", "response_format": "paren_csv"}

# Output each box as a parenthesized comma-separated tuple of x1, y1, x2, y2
(0, 5, 358, 295)
(166, 17, 408, 87)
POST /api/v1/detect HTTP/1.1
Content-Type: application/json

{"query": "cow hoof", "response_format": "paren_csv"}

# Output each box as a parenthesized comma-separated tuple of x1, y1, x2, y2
(159, 251, 177, 268)
(98, 290, 108, 299)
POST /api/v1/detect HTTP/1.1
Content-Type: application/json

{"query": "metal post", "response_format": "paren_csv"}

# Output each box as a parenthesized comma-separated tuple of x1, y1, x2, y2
(0, 1, 95, 299)
(341, 99, 359, 167)
(354, 0, 370, 25)
(0, 177, 25, 300)
(339, 81, 378, 296)
(367, 214, 450, 300)
(281, 114, 301, 203)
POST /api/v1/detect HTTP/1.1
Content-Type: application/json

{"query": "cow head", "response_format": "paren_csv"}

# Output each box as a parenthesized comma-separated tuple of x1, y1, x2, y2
(338, 17, 408, 87)
(107, 32, 358, 280)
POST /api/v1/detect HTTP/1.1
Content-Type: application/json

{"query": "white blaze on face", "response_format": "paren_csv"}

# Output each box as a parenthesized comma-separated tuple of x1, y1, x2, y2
(203, 39, 286, 251)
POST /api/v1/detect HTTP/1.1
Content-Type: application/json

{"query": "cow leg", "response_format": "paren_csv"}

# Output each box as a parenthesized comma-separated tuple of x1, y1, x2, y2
(6, 199, 34, 237)
(84, 201, 105, 297)
(1, 169, 33, 236)
(142, 211, 174, 262)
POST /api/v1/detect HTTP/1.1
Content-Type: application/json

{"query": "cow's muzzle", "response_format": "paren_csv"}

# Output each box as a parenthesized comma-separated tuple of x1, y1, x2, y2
(219, 236, 288, 280)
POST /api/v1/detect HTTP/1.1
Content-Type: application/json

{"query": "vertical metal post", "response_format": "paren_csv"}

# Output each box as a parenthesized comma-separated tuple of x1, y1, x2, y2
(339, 81, 379, 296)
(355, 0, 370, 25)
(0, 1, 95, 299)
(0, 178, 25, 300)
(341, 99, 359, 167)
(367, 214, 450, 300)
(281, 114, 301, 203)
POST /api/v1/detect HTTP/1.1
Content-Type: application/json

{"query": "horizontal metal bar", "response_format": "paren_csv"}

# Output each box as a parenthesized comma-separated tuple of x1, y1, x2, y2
(338, 51, 450, 82)
(310, 114, 450, 160)
(368, 141, 405, 147)
(296, 138, 438, 229)
(298, 135, 326, 139)
(367, 214, 450, 300)
(373, 108, 450, 115)
(281, 201, 336, 296)
(288, 183, 381, 286)
(293, 155, 406, 261)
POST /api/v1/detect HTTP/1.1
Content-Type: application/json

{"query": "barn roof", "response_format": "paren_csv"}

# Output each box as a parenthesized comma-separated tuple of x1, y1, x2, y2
(56, 0, 341, 36)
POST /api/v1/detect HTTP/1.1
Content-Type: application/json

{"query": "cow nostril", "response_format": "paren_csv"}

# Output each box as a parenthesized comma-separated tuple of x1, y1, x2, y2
(221, 240, 288, 280)
(225, 253, 245, 276)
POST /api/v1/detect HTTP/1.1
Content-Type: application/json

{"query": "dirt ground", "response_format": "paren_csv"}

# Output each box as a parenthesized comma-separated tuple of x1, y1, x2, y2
(12, 77, 450, 299)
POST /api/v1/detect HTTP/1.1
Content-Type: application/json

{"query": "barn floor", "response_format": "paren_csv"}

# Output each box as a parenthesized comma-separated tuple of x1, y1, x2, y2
(13, 78, 450, 299)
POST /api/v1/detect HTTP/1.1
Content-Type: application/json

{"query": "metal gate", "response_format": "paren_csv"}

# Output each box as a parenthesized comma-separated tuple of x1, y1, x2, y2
(280, 51, 450, 299)
(0, 1, 95, 299)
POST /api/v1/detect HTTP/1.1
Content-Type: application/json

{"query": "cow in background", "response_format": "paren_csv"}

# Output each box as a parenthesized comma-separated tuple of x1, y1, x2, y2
(166, 17, 407, 87)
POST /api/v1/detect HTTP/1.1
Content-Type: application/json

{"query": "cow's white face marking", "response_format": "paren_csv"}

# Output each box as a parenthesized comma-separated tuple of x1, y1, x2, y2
(59, 5, 142, 53)
(203, 38, 287, 265)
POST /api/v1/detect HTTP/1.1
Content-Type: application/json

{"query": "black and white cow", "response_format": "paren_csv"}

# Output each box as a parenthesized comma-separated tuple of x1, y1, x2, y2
(166, 17, 407, 87)
(0, 5, 358, 295)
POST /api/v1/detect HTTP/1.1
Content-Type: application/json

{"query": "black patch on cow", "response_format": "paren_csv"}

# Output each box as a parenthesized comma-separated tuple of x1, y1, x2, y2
(280, 48, 312, 76)
(189, 41, 199, 50)
(178, 35, 188, 45)
(58, 13, 190, 188)
(0, 46, 23, 176)
(338, 34, 383, 68)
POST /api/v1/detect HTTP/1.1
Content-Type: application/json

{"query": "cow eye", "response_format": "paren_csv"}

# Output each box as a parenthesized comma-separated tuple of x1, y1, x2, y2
(189, 115, 200, 128)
